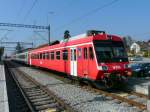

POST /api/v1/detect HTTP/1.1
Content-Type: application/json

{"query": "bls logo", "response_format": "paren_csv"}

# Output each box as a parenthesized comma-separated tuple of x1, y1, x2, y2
(113, 65, 121, 70)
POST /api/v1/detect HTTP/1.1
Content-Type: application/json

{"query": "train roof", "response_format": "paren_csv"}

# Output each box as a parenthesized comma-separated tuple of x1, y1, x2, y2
(30, 30, 123, 52)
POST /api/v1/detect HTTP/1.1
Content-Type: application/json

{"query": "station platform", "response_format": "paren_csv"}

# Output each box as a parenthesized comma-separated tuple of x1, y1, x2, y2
(0, 62, 9, 112)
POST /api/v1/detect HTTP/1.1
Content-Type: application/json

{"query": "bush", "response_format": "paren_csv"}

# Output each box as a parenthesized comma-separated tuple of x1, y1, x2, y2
(143, 51, 149, 57)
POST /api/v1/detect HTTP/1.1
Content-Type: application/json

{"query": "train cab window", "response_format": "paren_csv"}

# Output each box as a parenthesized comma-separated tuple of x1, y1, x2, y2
(62, 50, 68, 60)
(51, 51, 54, 60)
(89, 47, 94, 59)
(84, 48, 88, 59)
(56, 51, 60, 60)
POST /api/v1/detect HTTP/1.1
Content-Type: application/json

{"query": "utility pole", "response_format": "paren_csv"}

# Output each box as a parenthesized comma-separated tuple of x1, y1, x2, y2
(47, 11, 54, 45)
(48, 24, 50, 45)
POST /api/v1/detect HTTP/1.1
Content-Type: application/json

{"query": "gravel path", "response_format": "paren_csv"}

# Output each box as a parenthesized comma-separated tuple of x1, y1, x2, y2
(13, 63, 143, 112)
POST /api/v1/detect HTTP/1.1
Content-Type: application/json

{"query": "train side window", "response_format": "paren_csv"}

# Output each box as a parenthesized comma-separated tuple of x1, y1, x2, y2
(56, 51, 60, 60)
(74, 49, 76, 61)
(49, 52, 51, 60)
(46, 52, 49, 59)
(39, 53, 40, 59)
(84, 48, 88, 59)
(35, 54, 37, 59)
(44, 53, 46, 59)
(43, 53, 45, 59)
(45, 52, 47, 59)
(32, 54, 34, 59)
(40, 53, 42, 59)
(37, 54, 39, 59)
(35, 54, 36, 59)
(51, 51, 54, 60)
(89, 47, 94, 59)
(71, 49, 73, 61)
(63, 50, 68, 60)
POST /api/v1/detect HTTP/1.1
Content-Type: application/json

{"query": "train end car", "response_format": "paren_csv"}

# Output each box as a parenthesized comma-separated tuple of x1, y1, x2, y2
(28, 30, 131, 88)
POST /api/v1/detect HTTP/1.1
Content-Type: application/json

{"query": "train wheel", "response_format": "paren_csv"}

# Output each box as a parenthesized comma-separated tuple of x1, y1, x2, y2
(104, 78, 114, 89)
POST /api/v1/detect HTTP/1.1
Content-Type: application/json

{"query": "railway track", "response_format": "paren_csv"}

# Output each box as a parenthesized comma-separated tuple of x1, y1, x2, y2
(5, 63, 31, 112)
(5, 61, 75, 112)
(80, 85, 148, 110)
(8, 61, 149, 111)
(31, 65, 149, 111)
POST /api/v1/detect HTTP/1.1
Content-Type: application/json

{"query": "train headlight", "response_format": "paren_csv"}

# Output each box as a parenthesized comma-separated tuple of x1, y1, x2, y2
(102, 66, 108, 71)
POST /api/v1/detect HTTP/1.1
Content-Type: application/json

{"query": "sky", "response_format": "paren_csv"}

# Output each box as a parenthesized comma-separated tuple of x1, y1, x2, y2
(0, 0, 150, 54)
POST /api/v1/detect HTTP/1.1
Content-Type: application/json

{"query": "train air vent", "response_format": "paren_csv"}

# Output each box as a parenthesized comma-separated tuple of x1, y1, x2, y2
(87, 30, 105, 36)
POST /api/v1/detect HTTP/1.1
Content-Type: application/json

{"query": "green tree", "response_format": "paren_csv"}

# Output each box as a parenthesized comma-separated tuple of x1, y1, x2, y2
(15, 42, 24, 53)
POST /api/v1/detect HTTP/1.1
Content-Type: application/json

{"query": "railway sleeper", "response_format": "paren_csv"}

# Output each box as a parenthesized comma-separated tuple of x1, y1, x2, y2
(40, 108, 58, 112)
(33, 100, 55, 106)
(26, 92, 47, 97)
(27, 94, 48, 99)
(24, 86, 41, 90)
(31, 97, 52, 102)
(29, 94, 49, 100)
(26, 91, 45, 95)
(22, 85, 37, 88)
(35, 103, 59, 111)
(25, 88, 43, 92)
(26, 89, 44, 93)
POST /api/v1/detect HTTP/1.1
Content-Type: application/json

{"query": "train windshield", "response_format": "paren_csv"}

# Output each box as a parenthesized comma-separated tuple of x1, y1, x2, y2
(94, 41, 128, 63)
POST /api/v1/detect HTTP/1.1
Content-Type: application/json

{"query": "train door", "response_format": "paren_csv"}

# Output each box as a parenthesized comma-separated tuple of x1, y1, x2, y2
(29, 52, 32, 65)
(83, 47, 88, 76)
(70, 47, 77, 76)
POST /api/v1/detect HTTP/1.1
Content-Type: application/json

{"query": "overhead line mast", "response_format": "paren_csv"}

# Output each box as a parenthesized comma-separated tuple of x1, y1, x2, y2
(0, 23, 51, 45)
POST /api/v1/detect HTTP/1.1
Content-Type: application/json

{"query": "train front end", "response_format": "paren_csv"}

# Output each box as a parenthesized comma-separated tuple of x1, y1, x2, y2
(91, 31, 131, 88)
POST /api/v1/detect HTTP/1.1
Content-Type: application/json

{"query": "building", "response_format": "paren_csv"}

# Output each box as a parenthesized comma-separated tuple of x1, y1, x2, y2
(130, 42, 141, 54)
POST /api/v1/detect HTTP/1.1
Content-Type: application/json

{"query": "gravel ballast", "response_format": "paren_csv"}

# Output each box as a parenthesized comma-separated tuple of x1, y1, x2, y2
(14, 64, 143, 112)
(128, 77, 150, 95)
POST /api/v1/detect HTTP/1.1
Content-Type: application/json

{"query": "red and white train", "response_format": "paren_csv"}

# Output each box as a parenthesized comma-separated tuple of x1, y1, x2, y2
(12, 30, 131, 87)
